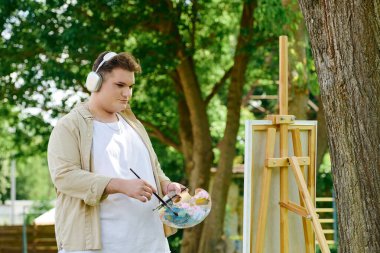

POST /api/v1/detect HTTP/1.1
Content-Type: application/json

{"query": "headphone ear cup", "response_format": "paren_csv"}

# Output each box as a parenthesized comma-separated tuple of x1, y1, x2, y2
(85, 72, 103, 92)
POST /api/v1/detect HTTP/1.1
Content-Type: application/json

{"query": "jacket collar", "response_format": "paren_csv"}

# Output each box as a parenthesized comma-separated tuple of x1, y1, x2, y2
(74, 101, 93, 119)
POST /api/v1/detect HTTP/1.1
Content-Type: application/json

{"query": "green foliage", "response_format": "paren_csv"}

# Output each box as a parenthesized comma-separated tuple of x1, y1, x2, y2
(306, 48, 320, 96)
(0, 160, 11, 203)
(192, 0, 241, 97)
(255, 0, 288, 37)
(168, 229, 183, 253)
(16, 154, 55, 201)
(0, 102, 52, 202)
(316, 244, 338, 253)
(0, 0, 305, 151)
(317, 153, 334, 197)
(24, 200, 53, 225)
(0, 154, 54, 202)
(152, 139, 184, 183)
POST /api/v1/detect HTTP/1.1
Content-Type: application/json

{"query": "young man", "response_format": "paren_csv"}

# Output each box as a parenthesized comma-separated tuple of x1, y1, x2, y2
(48, 51, 181, 253)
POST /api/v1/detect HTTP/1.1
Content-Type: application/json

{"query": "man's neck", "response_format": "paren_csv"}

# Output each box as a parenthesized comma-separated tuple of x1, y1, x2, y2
(88, 98, 118, 123)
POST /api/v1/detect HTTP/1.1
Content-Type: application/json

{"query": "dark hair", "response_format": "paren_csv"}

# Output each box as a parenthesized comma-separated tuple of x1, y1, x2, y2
(92, 51, 142, 78)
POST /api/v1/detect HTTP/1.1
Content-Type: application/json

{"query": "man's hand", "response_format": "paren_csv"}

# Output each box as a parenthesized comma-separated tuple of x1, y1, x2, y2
(105, 178, 156, 202)
(162, 181, 185, 195)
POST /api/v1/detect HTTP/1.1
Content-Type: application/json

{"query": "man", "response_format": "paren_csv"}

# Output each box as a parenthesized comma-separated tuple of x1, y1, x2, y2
(48, 51, 181, 253)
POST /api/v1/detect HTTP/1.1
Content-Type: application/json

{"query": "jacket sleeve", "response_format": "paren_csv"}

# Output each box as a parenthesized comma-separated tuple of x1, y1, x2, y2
(154, 155, 170, 183)
(47, 118, 111, 206)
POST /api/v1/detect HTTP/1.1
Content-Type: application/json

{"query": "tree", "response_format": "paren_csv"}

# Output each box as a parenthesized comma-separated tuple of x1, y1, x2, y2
(198, 1, 256, 252)
(298, 1, 380, 252)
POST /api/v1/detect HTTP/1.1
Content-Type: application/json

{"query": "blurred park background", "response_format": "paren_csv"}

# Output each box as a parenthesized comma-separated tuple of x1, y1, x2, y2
(0, 0, 340, 252)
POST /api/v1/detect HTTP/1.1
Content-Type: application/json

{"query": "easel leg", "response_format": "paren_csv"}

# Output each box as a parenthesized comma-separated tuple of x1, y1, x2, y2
(278, 35, 290, 253)
(308, 128, 317, 249)
(291, 129, 314, 253)
(280, 125, 289, 253)
(289, 156, 331, 253)
(254, 128, 276, 253)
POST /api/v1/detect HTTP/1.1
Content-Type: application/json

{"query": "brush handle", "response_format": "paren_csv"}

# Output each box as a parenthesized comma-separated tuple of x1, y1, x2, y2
(130, 168, 178, 216)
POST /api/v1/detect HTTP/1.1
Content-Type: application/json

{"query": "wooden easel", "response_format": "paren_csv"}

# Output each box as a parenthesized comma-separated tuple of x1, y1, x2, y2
(253, 36, 330, 253)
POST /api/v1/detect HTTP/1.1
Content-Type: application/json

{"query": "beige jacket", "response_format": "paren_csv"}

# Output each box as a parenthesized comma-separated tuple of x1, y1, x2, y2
(47, 102, 176, 251)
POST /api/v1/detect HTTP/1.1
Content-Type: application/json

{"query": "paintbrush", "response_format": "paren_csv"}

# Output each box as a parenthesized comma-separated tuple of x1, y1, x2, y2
(152, 187, 188, 212)
(130, 168, 178, 216)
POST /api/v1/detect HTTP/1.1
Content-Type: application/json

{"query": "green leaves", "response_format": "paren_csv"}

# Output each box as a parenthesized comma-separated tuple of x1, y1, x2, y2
(0, 0, 321, 202)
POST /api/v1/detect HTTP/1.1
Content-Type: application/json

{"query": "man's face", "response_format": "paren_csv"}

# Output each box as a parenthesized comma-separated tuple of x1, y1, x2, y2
(96, 68, 135, 113)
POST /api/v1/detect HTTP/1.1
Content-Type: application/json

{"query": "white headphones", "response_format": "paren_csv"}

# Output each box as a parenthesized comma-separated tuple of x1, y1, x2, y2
(85, 52, 118, 92)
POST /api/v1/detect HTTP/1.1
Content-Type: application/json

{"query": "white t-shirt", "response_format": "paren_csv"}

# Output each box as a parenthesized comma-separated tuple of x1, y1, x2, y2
(59, 115, 170, 253)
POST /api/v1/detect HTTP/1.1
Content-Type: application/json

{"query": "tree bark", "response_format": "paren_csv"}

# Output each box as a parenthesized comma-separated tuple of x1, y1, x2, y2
(298, 1, 380, 252)
(175, 40, 213, 196)
(171, 71, 194, 181)
(176, 47, 214, 253)
(316, 96, 329, 169)
(198, 1, 257, 252)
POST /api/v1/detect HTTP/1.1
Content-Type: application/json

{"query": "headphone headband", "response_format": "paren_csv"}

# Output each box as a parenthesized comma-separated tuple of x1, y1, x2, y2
(85, 51, 118, 92)
(95, 52, 118, 72)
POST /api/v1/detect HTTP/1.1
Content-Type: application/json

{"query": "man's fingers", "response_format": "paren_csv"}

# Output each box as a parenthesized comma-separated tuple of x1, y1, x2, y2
(137, 195, 148, 202)
(137, 185, 152, 201)
(135, 189, 150, 202)
(143, 180, 156, 193)
(127, 179, 157, 202)
(174, 183, 183, 194)
(141, 190, 152, 200)
(143, 186, 153, 195)
(167, 182, 183, 194)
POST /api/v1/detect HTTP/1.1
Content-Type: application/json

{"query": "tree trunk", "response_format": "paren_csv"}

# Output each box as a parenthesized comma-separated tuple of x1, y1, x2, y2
(175, 47, 214, 253)
(178, 99, 194, 182)
(316, 96, 329, 169)
(172, 72, 194, 181)
(176, 50, 213, 192)
(298, 1, 380, 252)
(198, 1, 257, 253)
